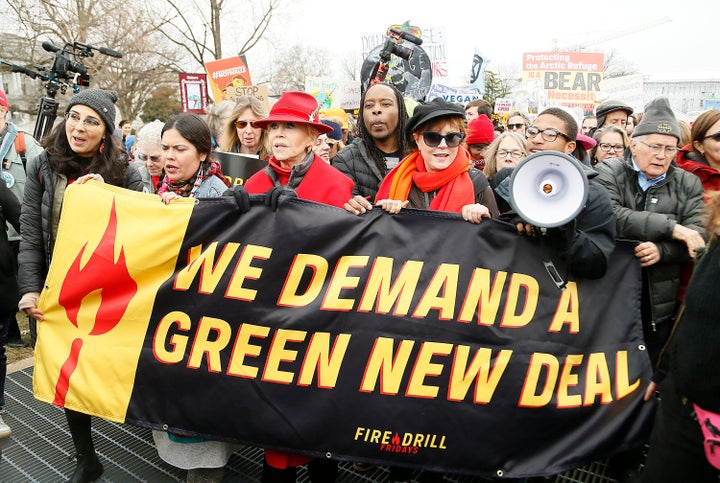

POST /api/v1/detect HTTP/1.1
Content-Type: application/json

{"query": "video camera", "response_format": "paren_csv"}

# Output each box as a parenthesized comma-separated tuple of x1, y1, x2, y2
(369, 27, 423, 86)
(0, 39, 122, 139)
(41, 41, 122, 93)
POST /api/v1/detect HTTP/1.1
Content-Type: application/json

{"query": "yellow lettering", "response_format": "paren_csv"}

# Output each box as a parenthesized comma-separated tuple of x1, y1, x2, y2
(584, 352, 613, 405)
(448, 347, 512, 404)
(548, 282, 580, 333)
(297, 332, 351, 388)
(277, 254, 328, 307)
(225, 244, 273, 301)
(227, 323, 271, 378)
(519, 353, 559, 407)
(262, 329, 307, 384)
(153, 310, 191, 364)
(406, 342, 453, 398)
(187, 316, 232, 372)
(360, 337, 415, 394)
(557, 354, 584, 408)
(321, 255, 369, 311)
(174, 242, 240, 293)
(458, 268, 508, 325)
(615, 350, 640, 399)
(412, 263, 459, 320)
(358, 258, 423, 316)
(500, 273, 539, 328)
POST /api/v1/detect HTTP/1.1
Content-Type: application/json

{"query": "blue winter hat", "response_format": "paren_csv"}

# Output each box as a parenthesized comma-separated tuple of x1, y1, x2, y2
(321, 120, 343, 141)
(125, 134, 136, 153)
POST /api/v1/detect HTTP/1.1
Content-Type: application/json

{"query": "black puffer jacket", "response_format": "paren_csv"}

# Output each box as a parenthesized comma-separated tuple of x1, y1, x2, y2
(0, 182, 20, 311)
(594, 156, 706, 328)
(18, 150, 144, 295)
(332, 138, 388, 198)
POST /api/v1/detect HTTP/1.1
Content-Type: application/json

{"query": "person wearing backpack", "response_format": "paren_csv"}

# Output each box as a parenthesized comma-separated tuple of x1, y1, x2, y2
(0, 88, 43, 348)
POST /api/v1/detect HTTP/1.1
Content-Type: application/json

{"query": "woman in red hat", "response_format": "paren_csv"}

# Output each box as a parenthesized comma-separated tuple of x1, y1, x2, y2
(244, 91, 353, 209)
(243, 91, 352, 482)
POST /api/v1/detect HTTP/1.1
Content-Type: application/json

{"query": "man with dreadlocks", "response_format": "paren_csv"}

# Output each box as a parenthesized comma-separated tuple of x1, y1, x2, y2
(334, 82, 411, 212)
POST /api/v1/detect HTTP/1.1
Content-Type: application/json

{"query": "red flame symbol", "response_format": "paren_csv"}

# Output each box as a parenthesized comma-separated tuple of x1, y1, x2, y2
(58, 198, 137, 334)
(53, 198, 137, 406)
(392, 433, 401, 446)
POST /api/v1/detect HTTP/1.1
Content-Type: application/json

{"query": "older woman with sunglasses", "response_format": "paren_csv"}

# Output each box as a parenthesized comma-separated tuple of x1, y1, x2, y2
(219, 96, 271, 159)
(350, 97, 498, 222)
(133, 120, 165, 193)
(590, 125, 628, 167)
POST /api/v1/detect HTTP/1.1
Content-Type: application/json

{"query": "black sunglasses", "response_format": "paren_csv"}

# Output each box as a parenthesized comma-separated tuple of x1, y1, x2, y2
(421, 131, 465, 148)
(507, 123, 525, 130)
(704, 132, 720, 142)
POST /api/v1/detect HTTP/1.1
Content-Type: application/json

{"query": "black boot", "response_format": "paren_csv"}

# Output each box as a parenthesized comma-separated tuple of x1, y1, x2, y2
(307, 458, 338, 482)
(65, 408, 104, 483)
(261, 460, 296, 483)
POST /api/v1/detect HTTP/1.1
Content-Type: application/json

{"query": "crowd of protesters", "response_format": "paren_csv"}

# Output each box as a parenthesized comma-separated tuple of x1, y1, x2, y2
(0, 79, 719, 483)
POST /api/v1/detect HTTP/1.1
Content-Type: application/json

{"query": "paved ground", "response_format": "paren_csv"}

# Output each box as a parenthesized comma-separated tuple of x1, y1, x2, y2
(0, 361, 616, 482)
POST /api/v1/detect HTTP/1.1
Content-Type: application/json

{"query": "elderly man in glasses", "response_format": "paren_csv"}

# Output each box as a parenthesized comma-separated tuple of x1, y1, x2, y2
(595, 97, 706, 369)
(513, 107, 616, 280)
(594, 96, 707, 482)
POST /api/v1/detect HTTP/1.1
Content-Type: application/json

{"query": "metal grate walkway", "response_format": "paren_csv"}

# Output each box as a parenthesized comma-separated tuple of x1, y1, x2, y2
(0, 365, 617, 482)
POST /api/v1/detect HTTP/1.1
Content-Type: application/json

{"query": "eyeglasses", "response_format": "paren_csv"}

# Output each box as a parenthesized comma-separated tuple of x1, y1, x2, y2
(507, 123, 525, 131)
(704, 132, 720, 142)
(421, 131, 465, 148)
(497, 150, 524, 159)
(598, 143, 626, 153)
(136, 151, 162, 163)
(65, 111, 103, 129)
(234, 120, 255, 129)
(526, 126, 570, 142)
(639, 141, 678, 157)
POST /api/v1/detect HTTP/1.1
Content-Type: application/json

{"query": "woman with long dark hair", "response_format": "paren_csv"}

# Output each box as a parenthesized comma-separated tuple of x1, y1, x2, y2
(156, 113, 231, 204)
(17, 88, 143, 482)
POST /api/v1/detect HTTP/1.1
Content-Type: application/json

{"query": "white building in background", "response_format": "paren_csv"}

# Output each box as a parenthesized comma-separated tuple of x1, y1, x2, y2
(643, 73, 720, 119)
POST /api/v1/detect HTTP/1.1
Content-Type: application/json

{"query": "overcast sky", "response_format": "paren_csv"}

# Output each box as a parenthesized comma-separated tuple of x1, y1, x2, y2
(245, 0, 716, 85)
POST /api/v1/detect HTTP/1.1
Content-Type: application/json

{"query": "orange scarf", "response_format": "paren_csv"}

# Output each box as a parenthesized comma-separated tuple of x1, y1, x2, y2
(375, 148, 475, 213)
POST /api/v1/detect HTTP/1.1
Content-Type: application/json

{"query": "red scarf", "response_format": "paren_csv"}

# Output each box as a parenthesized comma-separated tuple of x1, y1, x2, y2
(375, 148, 475, 212)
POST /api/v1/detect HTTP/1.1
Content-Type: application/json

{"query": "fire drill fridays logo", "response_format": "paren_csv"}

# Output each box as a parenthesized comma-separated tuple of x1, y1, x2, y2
(354, 427, 448, 454)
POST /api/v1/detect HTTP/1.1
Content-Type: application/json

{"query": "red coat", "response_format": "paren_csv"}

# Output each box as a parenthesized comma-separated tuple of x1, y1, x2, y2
(244, 155, 352, 469)
(245, 155, 353, 208)
(675, 145, 720, 301)
(676, 145, 720, 192)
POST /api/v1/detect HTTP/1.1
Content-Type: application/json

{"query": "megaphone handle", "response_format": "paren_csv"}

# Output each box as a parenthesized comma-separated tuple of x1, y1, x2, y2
(538, 232, 571, 291)
(543, 260, 567, 291)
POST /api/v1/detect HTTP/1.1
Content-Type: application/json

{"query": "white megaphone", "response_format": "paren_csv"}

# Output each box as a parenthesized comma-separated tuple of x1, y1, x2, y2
(509, 151, 589, 228)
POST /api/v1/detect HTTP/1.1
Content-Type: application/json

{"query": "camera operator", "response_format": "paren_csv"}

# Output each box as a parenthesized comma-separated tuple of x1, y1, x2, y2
(0, 89, 43, 347)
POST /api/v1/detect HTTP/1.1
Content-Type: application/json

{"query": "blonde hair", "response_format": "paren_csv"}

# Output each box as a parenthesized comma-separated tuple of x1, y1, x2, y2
(482, 131, 528, 179)
(219, 96, 271, 159)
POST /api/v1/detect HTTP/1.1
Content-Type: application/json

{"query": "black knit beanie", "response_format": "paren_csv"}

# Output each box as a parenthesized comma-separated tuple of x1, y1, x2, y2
(632, 97, 680, 141)
(65, 89, 119, 133)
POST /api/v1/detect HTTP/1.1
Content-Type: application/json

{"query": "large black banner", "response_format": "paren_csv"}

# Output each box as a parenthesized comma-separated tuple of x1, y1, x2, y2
(116, 194, 654, 478)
